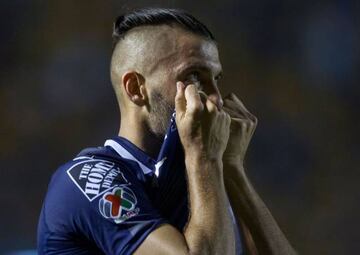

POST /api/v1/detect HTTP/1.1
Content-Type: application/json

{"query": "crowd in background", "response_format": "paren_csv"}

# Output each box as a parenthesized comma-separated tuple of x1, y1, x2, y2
(0, 1, 359, 254)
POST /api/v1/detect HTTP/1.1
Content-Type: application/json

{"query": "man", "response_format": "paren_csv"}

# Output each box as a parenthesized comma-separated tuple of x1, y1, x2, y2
(37, 8, 296, 255)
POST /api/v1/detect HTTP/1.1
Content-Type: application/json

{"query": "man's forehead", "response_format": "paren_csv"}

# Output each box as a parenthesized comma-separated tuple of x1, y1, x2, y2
(134, 25, 219, 72)
(172, 36, 221, 73)
(158, 27, 220, 71)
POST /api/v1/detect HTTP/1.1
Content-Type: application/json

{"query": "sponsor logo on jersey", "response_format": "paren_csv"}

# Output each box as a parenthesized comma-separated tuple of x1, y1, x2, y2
(99, 186, 139, 223)
(67, 159, 128, 201)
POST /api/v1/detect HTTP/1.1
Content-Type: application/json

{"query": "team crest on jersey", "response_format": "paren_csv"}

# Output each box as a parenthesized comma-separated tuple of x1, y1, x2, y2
(67, 159, 128, 201)
(99, 186, 139, 223)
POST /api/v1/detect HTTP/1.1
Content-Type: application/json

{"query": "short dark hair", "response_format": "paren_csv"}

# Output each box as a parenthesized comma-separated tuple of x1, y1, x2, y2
(112, 8, 215, 48)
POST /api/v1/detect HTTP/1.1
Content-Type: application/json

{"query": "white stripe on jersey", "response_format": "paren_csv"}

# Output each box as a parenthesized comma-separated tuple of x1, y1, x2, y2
(104, 139, 153, 175)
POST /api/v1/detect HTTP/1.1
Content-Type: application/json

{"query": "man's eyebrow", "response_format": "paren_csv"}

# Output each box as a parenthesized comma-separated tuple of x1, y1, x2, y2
(176, 63, 222, 76)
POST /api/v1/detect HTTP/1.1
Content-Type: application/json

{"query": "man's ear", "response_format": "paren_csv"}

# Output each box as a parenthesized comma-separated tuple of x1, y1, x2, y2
(122, 71, 147, 106)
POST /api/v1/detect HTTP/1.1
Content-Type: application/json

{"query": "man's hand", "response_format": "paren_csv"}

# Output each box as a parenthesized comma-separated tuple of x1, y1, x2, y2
(223, 93, 257, 169)
(135, 82, 236, 255)
(222, 94, 297, 255)
(174, 81, 235, 254)
(175, 82, 231, 162)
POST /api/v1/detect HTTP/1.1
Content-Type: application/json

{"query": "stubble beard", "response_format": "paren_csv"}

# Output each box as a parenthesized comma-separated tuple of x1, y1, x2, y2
(148, 89, 174, 140)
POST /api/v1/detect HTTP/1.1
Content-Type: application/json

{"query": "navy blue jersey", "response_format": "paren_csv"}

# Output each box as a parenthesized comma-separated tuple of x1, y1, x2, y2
(37, 113, 244, 254)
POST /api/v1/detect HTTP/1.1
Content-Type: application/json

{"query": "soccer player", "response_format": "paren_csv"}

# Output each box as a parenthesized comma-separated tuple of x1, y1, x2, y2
(37, 8, 296, 255)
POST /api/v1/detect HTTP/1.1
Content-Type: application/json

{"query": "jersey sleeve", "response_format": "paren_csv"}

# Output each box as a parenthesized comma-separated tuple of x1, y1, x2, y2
(63, 158, 168, 254)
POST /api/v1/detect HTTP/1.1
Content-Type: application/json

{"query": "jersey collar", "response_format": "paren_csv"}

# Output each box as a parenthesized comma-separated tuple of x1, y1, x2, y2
(104, 136, 156, 176)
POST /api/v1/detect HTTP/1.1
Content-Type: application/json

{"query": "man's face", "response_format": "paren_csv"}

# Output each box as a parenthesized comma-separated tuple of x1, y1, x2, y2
(146, 26, 223, 138)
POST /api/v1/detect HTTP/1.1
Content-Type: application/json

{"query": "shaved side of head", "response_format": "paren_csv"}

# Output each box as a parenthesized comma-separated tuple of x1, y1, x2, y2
(110, 8, 215, 113)
(110, 25, 179, 112)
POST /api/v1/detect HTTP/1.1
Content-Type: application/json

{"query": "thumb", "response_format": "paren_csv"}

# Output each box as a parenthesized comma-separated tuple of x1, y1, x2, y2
(175, 81, 186, 119)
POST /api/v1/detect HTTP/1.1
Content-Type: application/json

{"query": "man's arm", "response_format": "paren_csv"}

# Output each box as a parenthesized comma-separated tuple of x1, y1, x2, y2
(224, 165, 296, 255)
(135, 83, 235, 255)
(137, 159, 234, 255)
(223, 93, 297, 255)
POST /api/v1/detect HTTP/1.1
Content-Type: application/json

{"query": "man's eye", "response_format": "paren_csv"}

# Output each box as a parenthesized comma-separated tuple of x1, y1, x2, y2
(215, 73, 223, 81)
(190, 71, 201, 81)
(184, 72, 201, 85)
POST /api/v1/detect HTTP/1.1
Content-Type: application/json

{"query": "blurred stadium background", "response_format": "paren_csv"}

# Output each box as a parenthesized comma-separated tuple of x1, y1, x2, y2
(0, 0, 359, 254)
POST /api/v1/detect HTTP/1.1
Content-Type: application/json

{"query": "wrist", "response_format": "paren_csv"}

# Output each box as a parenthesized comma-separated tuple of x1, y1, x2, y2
(223, 163, 248, 190)
(185, 152, 224, 183)
(223, 159, 245, 174)
(222, 153, 243, 166)
(185, 153, 223, 173)
(184, 148, 223, 165)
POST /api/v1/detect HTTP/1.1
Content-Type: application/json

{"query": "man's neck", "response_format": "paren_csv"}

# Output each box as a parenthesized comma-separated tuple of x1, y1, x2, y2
(118, 120, 162, 159)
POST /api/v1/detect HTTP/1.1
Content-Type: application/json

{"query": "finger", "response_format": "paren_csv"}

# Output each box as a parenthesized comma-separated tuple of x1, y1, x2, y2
(223, 96, 246, 113)
(223, 93, 234, 101)
(223, 105, 247, 119)
(220, 109, 231, 124)
(175, 81, 186, 119)
(184, 84, 203, 114)
(225, 93, 257, 122)
(223, 97, 244, 113)
(229, 93, 252, 114)
(205, 97, 218, 114)
(198, 91, 208, 106)
(223, 93, 248, 111)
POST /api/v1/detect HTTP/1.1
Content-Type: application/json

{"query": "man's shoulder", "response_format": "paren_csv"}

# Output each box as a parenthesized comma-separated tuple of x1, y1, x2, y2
(38, 145, 163, 255)
(40, 145, 151, 229)
(49, 145, 146, 202)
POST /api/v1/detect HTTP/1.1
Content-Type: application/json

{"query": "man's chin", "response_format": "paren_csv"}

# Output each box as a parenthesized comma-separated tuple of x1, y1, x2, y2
(148, 113, 173, 141)
(151, 129, 167, 142)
